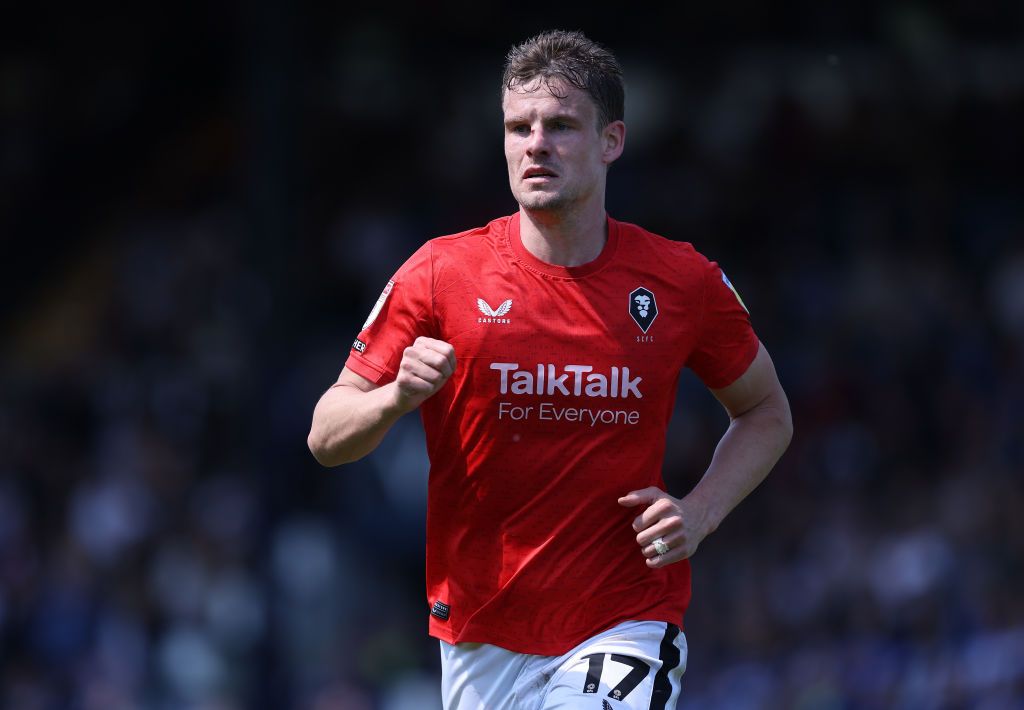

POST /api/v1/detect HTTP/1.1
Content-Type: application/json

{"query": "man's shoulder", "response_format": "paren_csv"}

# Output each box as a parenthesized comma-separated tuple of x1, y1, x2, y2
(612, 218, 709, 266)
(428, 215, 512, 251)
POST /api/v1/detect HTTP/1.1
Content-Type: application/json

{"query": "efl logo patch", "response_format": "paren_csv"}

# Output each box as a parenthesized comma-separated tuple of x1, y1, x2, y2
(628, 286, 658, 333)
(430, 600, 450, 621)
(362, 280, 394, 330)
(722, 272, 749, 313)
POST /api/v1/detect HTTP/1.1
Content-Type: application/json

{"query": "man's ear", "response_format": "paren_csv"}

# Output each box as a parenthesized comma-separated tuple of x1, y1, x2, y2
(602, 120, 626, 165)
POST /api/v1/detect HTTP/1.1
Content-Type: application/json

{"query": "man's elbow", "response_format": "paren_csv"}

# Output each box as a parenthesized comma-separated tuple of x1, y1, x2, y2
(774, 393, 794, 452)
(747, 388, 793, 455)
(307, 426, 348, 468)
(781, 408, 794, 450)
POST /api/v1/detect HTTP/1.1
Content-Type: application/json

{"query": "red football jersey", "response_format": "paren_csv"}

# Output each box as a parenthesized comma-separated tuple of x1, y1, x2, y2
(345, 213, 759, 656)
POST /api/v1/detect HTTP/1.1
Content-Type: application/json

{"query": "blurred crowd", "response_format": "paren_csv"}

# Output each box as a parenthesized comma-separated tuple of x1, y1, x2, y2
(2, 4, 1023, 709)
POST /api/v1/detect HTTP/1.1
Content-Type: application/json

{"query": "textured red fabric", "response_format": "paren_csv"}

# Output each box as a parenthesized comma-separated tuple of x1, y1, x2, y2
(345, 213, 758, 655)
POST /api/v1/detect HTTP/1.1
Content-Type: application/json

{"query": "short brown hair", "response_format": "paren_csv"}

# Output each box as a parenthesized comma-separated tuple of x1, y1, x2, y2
(502, 30, 624, 128)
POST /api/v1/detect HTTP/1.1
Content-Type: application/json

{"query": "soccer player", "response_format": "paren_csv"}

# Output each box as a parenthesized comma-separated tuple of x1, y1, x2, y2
(308, 30, 792, 709)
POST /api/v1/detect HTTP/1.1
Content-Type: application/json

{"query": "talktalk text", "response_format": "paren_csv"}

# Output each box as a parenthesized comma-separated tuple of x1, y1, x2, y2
(489, 363, 643, 399)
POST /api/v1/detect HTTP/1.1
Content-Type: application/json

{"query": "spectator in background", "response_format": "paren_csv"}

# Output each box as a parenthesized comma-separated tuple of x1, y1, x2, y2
(2, 7, 1023, 709)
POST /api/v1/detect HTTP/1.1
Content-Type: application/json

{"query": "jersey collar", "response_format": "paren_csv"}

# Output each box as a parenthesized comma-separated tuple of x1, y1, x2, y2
(506, 212, 620, 279)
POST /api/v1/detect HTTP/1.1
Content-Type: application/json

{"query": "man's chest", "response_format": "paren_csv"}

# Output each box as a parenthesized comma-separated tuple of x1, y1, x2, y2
(433, 266, 701, 386)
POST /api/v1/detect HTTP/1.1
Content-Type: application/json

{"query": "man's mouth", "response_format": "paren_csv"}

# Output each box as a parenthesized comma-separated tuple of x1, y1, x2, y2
(523, 167, 558, 180)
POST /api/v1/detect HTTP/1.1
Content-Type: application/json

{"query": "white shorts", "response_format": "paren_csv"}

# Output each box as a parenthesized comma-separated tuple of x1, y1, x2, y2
(439, 620, 687, 710)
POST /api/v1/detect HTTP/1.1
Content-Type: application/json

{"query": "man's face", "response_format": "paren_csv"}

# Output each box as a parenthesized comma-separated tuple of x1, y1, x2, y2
(502, 78, 623, 213)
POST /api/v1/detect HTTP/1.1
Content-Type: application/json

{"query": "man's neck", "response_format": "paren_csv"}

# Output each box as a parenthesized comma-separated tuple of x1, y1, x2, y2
(519, 203, 608, 267)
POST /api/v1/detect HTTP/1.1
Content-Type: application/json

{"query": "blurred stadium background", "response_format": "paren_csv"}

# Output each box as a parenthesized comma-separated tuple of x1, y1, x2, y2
(2, 3, 1023, 708)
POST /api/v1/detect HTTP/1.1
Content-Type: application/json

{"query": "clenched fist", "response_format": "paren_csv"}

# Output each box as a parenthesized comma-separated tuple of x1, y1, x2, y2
(392, 337, 456, 413)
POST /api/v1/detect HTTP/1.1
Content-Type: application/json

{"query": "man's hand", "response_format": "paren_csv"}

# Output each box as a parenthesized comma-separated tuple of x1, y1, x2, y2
(617, 488, 712, 568)
(615, 344, 791, 569)
(392, 336, 457, 413)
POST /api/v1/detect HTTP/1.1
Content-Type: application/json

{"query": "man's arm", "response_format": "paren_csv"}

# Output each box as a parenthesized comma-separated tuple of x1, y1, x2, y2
(307, 337, 455, 467)
(618, 341, 792, 567)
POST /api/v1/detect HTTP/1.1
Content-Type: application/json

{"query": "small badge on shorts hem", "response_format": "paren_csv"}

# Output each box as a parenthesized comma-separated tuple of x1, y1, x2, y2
(430, 600, 450, 621)
(352, 338, 367, 353)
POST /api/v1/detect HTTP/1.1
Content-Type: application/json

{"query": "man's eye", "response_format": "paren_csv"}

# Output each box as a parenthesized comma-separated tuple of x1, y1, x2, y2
(513, 125, 530, 136)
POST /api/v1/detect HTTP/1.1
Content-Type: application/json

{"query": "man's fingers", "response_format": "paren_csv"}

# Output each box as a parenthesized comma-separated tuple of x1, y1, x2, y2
(646, 553, 680, 569)
(396, 369, 436, 392)
(617, 487, 663, 508)
(414, 348, 455, 378)
(631, 497, 675, 532)
(636, 516, 682, 548)
(391, 338, 458, 413)
(403, 340, 456, 379)
(618, 488, 702, 568)
(645, 535, 701, 567)
(643, 538, 676, 560)
(415, 337, 457, 370)
(414, 336, 450, 350)
(401, 358, 448, 385)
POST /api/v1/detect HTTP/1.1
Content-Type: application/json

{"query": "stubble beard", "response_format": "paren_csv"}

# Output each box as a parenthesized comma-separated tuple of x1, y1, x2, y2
(517, 191, 568, 213)
(513, 180, 582, 215)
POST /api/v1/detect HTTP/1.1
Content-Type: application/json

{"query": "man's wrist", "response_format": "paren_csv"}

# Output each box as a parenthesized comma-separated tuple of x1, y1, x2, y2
(379, 381, 417, 418)
(681, 489, 722, 539)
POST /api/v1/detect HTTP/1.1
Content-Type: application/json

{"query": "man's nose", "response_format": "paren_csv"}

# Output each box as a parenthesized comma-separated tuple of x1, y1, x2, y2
(526, 126, 550, 155)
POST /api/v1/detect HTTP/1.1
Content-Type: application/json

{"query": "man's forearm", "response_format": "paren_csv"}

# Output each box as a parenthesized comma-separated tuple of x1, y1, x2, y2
(307, 383, 406, 467)
(687, 391, 793, 535)
(309, 338, 457, 467)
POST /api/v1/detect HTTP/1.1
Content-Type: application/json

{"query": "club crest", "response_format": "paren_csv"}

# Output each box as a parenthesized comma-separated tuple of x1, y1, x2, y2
(628, 287, 657, 333)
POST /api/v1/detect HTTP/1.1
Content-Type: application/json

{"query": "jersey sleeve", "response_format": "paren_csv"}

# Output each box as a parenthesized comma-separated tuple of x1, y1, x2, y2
(345, 241, 435, 384)
(685, 257, 760, 389)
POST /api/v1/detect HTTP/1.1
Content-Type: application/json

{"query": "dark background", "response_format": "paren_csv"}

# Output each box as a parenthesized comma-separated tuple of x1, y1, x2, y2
(2, 3, 1023, 708)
